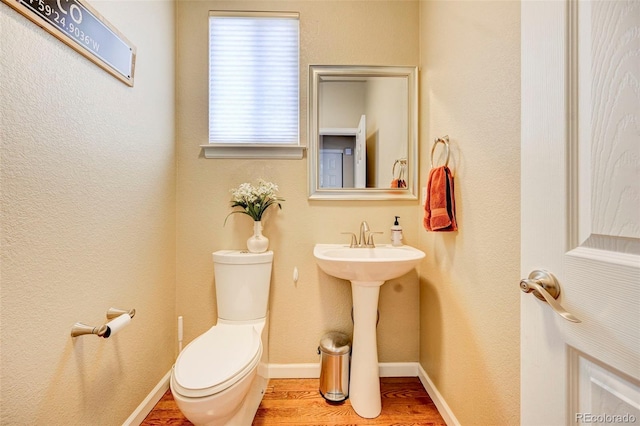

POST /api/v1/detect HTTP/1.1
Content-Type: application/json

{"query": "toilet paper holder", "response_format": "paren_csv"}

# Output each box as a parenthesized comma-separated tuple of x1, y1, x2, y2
(71, 307, 135, 338)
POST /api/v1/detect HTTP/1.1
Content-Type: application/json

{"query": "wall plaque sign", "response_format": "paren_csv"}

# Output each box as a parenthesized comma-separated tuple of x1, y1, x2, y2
(2, 0, 136, 86)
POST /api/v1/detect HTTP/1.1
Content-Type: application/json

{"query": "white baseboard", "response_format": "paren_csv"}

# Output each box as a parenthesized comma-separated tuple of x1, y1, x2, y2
(378, 361, 420, 377)
(268, 362, 321, 378)
(417, 364, 460, 426)
(122, 370, 171, 426)
(267, 361, 419, 379)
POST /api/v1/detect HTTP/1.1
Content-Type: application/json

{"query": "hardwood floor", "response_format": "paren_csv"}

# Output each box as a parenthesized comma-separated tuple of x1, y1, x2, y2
(141, 377, 446, 426)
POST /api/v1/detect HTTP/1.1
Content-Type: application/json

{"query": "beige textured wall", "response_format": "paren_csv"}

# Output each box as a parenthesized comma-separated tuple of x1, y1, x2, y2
(176, 0, 421, 363)
(418, 1, 521, 425)
(0, 2, 176, 424)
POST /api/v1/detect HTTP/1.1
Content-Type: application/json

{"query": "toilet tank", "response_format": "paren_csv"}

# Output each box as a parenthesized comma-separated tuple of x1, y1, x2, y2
(212, 250, 273, 321)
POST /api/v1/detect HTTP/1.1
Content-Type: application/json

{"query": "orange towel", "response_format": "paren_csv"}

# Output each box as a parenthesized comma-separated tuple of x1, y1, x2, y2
(390, 179, 407, 189)
(424, 166, 457, 232)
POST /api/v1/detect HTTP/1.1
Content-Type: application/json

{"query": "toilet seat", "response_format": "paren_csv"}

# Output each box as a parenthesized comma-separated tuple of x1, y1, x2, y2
(172, 324, 261, 398)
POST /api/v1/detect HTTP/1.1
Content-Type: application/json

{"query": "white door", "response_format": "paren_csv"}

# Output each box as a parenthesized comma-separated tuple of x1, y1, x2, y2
(354, 114, 366, 188)
(319, 149, 343, 188)
(521, 1, 640, 425)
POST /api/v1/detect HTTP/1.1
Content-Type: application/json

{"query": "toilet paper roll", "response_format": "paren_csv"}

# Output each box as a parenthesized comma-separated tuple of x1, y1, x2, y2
(104, 313, 131, 338)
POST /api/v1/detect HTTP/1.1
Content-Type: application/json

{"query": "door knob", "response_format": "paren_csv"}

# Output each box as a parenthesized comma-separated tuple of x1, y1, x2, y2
(520, 270, 581, 323)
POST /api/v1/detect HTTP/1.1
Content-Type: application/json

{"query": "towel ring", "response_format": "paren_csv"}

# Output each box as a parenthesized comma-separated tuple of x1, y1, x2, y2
(392, 158, 407, 178)
(431, 136, 450, 168)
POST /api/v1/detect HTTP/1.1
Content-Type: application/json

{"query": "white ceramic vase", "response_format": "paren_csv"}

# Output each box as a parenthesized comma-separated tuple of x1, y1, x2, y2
(247, 221, 269, 253)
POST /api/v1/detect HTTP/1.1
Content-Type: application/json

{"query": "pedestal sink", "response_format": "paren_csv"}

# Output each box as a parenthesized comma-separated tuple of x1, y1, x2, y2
(313, 243, 425, 418)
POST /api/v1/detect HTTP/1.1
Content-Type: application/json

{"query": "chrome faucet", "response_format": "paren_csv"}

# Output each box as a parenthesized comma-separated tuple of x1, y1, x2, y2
(342, 221, 382, 248)
(359, 221, 370, 246)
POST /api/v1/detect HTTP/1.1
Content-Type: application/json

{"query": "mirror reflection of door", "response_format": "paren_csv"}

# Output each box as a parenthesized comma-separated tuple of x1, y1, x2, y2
(319, 115, 366, 189)
(355, 115, 366, 188)
(319, 149, 343, 188)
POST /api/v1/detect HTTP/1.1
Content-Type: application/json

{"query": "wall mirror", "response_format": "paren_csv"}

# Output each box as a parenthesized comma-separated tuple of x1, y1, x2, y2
(308, 65, 418, 200)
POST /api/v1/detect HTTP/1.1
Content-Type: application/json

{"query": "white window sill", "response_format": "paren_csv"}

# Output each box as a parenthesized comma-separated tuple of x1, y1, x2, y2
(200, 144, 306, 159)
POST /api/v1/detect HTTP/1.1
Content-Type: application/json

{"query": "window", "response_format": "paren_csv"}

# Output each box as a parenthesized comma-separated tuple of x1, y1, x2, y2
(203, 11, 303, 159)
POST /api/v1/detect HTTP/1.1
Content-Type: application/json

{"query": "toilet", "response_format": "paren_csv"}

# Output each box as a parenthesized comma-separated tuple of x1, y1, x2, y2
(170, 250, 273, 426)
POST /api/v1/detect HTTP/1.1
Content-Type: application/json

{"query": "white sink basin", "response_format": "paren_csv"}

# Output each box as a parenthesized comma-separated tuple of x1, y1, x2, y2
(313, 244, 425, 283)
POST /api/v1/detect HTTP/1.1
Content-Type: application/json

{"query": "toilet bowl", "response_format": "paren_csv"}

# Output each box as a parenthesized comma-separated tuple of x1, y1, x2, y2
(170, 250, 273, 426)
(170, 320, 266, 425)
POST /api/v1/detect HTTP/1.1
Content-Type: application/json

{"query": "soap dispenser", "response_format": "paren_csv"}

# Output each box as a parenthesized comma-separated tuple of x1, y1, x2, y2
(391, 216, 403, 247)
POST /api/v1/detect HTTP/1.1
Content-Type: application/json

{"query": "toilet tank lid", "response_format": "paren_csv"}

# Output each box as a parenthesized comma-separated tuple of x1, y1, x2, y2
(213, 250, 273, 264)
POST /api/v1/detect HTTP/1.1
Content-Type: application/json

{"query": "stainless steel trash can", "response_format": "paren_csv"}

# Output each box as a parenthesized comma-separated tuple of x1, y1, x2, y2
(318, 332, 351, 402)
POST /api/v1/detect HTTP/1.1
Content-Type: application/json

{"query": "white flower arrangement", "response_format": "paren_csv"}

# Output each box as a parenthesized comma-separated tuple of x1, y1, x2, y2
(225, 179, 284, 223)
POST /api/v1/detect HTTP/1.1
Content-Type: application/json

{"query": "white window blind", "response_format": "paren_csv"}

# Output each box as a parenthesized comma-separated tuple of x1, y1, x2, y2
(208, 11, 300, 146)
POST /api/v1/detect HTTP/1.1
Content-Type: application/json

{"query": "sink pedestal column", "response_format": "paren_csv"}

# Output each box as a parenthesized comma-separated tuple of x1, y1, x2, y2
(349, 280, 384, 418)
